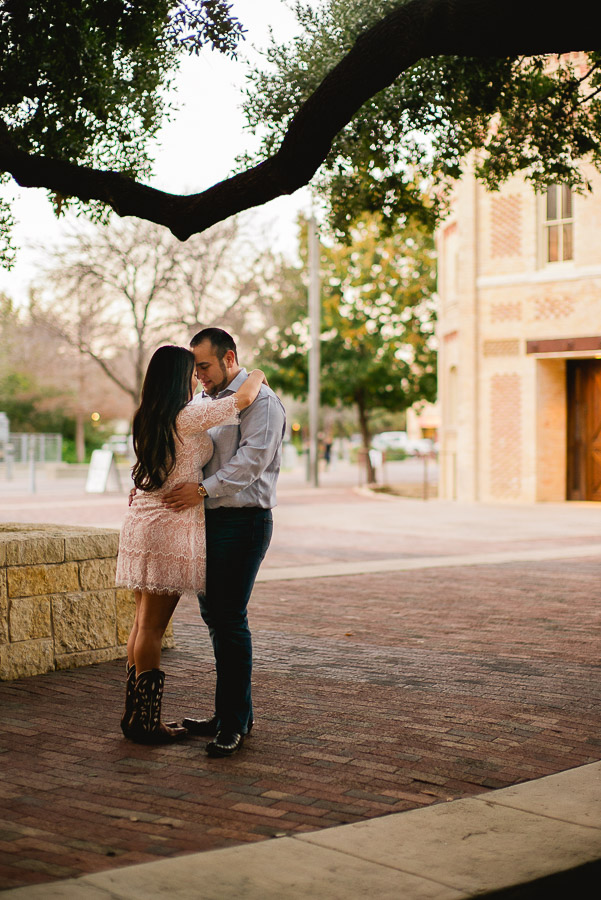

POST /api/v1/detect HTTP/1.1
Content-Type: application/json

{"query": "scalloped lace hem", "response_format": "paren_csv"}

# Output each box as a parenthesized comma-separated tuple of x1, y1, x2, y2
(116, 580, 203, 595)
(118, 548, 201, 561)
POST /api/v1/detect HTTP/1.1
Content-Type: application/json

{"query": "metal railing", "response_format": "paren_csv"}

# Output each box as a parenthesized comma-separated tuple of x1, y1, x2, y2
(2, 433, 63, 464)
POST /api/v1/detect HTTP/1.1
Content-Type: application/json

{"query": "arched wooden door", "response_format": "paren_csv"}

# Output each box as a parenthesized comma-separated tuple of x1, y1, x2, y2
(567, 359, 601, 501)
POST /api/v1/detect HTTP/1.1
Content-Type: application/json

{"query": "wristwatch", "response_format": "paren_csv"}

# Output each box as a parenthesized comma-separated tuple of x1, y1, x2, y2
(197, 483, 208, 498)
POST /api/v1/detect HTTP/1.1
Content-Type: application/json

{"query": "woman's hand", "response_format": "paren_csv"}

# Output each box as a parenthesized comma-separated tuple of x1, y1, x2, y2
(234, 369, 265, 409)
(250, 368, 270, 387)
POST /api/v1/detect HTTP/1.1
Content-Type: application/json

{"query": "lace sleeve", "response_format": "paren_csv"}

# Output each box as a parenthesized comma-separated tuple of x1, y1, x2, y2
(176, 396, 240, 435)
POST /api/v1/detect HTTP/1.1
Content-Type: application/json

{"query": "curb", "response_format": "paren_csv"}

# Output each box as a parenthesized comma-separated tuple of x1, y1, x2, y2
(3, 762, 600, 899)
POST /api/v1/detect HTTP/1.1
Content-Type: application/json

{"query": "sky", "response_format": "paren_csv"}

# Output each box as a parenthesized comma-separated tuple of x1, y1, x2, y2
(0, 1, 317, 305)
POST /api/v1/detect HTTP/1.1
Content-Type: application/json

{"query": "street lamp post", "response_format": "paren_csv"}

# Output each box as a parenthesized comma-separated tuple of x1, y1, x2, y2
(308, 217, 321, 488)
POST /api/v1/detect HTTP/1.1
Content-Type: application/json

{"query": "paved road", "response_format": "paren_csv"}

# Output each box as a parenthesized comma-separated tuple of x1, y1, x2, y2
(0, 468, 600, 891)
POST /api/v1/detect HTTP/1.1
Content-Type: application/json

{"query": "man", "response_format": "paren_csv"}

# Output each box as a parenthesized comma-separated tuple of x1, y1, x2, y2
(163, 327, 286, 757)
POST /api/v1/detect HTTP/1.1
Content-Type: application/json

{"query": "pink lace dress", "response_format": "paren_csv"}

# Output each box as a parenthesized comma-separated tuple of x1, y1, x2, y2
(115, 395, 239, 596)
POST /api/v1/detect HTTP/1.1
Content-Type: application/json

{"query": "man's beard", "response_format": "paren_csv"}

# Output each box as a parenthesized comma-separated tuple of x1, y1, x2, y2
(205, 361, 228, 397)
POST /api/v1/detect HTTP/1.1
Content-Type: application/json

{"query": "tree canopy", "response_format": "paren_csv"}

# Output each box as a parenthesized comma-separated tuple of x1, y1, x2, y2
(245, 1, 601, 236)
(0, 0, 244, 264)
(257, 215, 437, 479)
(0, 0, 597, 256)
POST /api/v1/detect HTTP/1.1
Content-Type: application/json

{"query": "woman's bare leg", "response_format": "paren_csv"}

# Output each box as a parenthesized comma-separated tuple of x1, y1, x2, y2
(126, 591, 187, 743)
(126, 591, 142, 667)
(133, 591, 180, 673)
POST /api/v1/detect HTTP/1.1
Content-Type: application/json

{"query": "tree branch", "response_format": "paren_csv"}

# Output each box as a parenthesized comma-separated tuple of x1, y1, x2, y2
(580, 82, 601, 105)
(0, 0, 591, 240)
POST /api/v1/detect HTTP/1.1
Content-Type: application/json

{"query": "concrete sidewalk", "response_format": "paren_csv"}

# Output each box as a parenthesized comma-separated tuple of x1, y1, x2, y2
(3, 761, 600, 898)
(1, 484, 600, 896)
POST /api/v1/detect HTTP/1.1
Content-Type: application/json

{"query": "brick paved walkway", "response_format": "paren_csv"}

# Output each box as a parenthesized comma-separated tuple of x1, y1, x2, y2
(1, 539, 600, 890)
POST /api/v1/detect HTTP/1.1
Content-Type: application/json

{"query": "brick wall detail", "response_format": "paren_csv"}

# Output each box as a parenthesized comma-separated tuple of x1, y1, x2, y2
(490, 301, 522, 323)
(483, 339, 521, 357)
(532, 294, 575, 320)
(490, 374, 522, 498)
(490, 195, 522, 258)
(0, 524, 174, 680)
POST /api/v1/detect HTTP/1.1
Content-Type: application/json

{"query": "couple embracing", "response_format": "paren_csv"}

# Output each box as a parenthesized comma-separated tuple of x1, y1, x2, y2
(115, 327, 286, 758)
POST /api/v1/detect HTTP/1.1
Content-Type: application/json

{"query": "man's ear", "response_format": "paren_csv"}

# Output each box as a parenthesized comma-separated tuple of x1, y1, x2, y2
(224, 349, 237, 369)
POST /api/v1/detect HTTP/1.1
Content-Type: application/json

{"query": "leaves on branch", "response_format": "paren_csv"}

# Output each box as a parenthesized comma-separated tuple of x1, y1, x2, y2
(0, 1, 245, 260)
(166, 1, 245, 58)
(0, 0, 597, 253)
(245, 2, 601, 237)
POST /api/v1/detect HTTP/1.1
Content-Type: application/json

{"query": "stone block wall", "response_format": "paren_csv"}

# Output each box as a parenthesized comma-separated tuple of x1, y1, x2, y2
(0, 524, 174, 680)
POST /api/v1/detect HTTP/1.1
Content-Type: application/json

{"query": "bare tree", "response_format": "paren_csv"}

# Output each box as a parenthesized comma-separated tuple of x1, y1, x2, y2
(32, 215, 274, 407)
(165, 216, 280, 348)
(1, 291, 131, 460)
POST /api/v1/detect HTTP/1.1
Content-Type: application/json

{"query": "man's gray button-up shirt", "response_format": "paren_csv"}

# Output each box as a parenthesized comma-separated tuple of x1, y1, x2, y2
(197, 369, 286, 510)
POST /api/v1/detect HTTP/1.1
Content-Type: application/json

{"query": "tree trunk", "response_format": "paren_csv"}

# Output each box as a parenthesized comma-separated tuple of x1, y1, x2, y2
(134, 347, 145, 402)
(0, 1, 588, 240)
(75, 412, 85, 463)
(357, 396, 376, 484)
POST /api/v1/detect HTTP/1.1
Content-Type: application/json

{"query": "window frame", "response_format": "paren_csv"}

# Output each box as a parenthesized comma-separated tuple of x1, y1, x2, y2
(542, 185, 574, 265)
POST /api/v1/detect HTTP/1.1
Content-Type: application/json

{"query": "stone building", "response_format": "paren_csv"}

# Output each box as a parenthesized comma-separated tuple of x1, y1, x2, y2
(437, 162, 601, 503)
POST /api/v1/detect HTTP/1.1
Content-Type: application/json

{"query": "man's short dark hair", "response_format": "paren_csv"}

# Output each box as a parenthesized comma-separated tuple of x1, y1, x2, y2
(190, 327, 238, 362)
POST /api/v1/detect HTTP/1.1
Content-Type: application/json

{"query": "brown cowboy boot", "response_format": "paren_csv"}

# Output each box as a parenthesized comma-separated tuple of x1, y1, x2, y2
(121, 662, 179, 738)
(127, 668, 188, 744)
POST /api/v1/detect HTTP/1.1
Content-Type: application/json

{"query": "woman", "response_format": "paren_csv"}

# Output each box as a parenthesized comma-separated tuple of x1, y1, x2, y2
(116, 345, 265, 744)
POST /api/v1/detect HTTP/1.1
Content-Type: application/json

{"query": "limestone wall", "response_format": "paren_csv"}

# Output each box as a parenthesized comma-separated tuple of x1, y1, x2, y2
(0, 524, 174, 680)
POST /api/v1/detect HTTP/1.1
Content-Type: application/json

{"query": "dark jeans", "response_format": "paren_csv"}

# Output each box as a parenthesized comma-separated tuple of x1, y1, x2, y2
(198, 507, 273, 734)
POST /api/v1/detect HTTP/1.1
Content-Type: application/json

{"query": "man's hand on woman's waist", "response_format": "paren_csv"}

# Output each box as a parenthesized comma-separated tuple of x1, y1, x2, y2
(162, 482, 203, 511)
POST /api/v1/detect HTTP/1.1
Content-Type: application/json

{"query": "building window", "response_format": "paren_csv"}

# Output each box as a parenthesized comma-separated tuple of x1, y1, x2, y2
(544, 186, 573, 262)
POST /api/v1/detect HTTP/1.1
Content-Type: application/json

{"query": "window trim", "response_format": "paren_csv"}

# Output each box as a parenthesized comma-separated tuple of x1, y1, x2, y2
(541, 185, 574, 265)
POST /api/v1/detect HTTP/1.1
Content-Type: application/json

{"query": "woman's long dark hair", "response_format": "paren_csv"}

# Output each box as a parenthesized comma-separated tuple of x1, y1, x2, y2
(131, 345, 195, 491)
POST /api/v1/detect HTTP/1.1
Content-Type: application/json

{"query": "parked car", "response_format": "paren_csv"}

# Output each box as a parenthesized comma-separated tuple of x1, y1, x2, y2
(372, 431, 436, 456)
(407, 437, 435, 456)
(371, 431, 409, 451)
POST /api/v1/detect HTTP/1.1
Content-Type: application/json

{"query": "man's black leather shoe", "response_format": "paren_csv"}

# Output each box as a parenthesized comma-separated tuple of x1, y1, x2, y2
(182, 715, 254, 737)
(206, 730, 244, 757)
(181, 715, 219, 737)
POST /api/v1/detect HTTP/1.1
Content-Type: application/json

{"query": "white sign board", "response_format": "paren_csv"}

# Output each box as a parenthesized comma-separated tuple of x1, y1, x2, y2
(86, 449, 122, 493)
